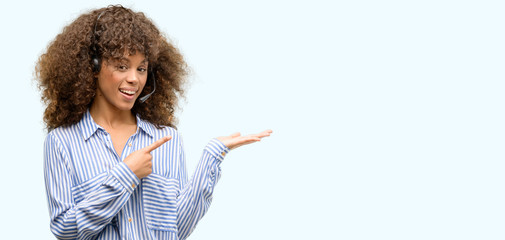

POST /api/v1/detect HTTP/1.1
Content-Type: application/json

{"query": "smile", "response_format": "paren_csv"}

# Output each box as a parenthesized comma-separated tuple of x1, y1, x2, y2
(119, 89, 136, 95)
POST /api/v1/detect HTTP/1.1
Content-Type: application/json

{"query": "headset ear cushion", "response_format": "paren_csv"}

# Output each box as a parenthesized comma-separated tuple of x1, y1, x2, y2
(92, 57, 101, 72)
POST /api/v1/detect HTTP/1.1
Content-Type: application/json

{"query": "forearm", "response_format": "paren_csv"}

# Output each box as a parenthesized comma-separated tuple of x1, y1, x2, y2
(47, 162, 139, 239)
(176, 138, 229, 239)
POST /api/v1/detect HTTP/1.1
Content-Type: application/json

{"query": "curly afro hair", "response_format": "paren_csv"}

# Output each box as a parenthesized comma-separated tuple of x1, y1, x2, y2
(36, 5, 188, 131)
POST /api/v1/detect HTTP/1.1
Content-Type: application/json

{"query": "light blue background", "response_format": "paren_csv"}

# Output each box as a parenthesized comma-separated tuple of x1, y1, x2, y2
(1, 0, 504, 239)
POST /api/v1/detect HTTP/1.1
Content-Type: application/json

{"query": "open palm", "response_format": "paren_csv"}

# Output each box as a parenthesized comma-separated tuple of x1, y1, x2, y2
(216, 129, 273, 150)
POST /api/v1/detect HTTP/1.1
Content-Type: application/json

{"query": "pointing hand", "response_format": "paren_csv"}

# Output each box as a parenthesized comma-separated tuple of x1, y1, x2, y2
(124, 136, 171, 179)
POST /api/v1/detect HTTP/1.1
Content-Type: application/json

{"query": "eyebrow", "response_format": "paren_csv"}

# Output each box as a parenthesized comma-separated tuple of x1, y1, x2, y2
(117, 58, 148, 64)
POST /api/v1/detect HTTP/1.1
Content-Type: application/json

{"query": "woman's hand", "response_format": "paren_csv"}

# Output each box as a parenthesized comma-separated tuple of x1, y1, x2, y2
(124, 136, 172, 179)
(216, 129, 273, 150)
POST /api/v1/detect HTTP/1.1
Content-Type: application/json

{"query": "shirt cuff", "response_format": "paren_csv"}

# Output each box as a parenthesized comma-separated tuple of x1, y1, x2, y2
(204, 138, 230, 161)
(111, 162, 141, 193)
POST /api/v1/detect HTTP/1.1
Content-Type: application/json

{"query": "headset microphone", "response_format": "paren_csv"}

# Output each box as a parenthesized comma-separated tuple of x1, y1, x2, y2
(139, 72, 156, 103)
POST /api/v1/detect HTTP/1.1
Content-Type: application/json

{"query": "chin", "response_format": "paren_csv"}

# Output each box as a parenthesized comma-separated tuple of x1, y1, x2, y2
(113, 101, 137, 111)
(122, 103, 136, 111)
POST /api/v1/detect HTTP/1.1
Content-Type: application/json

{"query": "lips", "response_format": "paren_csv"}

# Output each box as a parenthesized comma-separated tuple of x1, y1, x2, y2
(119, 88, 137, 96)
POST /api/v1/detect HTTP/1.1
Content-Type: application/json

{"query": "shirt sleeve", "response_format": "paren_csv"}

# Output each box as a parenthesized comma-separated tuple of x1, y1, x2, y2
(44, 133, 140, 240)
(176, 138, 230, 239)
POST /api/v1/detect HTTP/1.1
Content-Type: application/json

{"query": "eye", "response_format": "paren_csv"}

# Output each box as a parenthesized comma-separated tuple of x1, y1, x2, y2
(138, 67, 147, 72)
(117, 65, 128, 71)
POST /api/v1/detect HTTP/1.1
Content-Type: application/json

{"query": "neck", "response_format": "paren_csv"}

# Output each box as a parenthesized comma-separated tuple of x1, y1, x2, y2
(89, 99, 136, 129)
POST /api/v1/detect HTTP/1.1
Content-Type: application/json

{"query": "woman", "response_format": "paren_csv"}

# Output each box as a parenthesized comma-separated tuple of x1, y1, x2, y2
(36, 5, 271, 240)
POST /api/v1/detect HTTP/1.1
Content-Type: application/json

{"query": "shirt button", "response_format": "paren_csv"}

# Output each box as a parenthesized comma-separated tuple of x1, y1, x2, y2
(128, 143, 132, 147)
(128, 218, 132, 222)
(131, 183, 136, 188)
(221, 152, 226, 156)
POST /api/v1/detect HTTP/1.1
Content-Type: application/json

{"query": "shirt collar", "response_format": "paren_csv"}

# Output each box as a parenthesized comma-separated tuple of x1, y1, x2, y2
(136, 115, 155, 138)
(78, 110, 100, 141)
(78, 109, 155, 141)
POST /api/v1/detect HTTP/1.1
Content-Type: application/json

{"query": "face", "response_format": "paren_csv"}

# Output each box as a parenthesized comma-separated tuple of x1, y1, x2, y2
(94, 52, 148, 112)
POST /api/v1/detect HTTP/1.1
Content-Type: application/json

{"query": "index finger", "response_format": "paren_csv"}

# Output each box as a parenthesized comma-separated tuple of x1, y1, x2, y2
(144, 136, 172, 152)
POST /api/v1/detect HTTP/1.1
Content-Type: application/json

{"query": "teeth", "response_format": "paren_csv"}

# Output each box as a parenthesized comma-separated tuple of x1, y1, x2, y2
(120, 89, 136, 95)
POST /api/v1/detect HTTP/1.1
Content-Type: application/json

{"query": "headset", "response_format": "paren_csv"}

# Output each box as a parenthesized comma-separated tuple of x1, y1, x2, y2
(91, 10, 105, 73)
(91, 9, 156, 103)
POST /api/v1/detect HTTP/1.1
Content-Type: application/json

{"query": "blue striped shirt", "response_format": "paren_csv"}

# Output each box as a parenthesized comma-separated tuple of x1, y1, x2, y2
(44, 110, 229, 240)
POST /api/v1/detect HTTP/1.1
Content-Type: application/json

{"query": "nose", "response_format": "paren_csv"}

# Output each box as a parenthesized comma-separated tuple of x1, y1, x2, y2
(126, 69, 140, 84)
